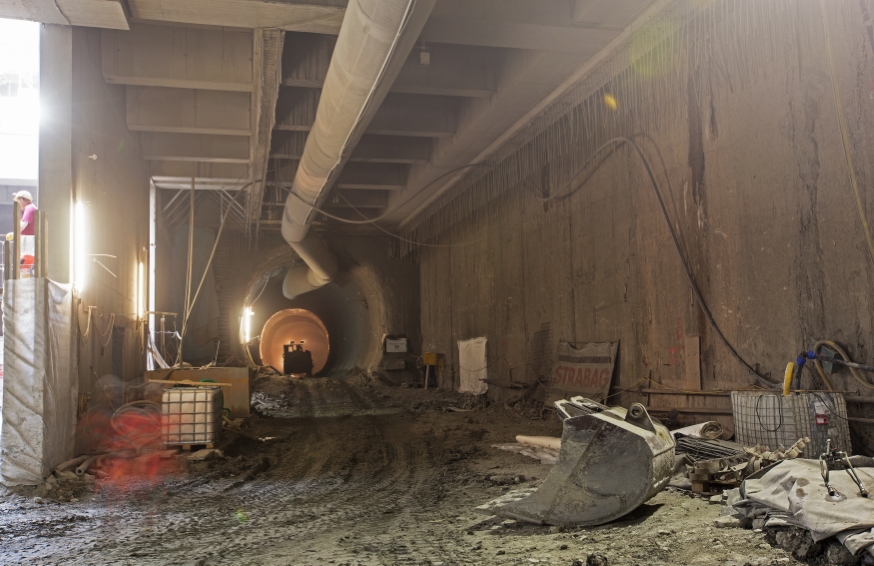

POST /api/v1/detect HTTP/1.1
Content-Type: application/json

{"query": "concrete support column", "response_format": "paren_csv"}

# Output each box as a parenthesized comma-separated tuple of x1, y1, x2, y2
(39, 24, 73, 283)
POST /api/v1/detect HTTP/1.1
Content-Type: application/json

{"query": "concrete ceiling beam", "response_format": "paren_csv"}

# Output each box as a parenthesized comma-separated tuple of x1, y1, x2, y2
(389, 48, 597, 222)
(392, 44, 498, 97)
(268, 161, 409, 191)
(282, 35, 499, 97)
(126, 86, 252, 136)
(335, 163, 409, 191)
(366, 94, 458, 138)
(420, 17, 618, 53)
(573, 0, 654, 28)
(271, 132, 432, 164)
(419, 0, 642, 53)
(314, 207, 382, 221)
(393, 0, 665, 226)
(126, 0, 345, 34)
(346, 135, 433, 164)
(102, 24, 254, 91)
(149, 161, 251, 182)
(0, 0, 128, 28)
(140, 132, 251, 164)
(274, 89, 458, 138)
(324, 189, 389, 209)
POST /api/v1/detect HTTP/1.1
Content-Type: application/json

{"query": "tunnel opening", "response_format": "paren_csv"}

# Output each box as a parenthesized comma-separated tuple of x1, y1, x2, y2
(239, 248, 377, 377)
(258, 308, 330, 375)
(235, 238, 419, 378)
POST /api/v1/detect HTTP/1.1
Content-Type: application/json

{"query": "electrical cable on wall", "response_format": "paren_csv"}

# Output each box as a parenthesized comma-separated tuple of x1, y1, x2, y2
(819, 0, 874, 268)
(294, 135, 776, 388)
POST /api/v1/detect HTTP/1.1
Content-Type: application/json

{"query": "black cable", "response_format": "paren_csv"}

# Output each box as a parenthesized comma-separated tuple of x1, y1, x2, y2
(810, 392, 865, 426)
(547, 137, 776, 388)
(290, 134, 776, 386)
(754, 394, 784, 432)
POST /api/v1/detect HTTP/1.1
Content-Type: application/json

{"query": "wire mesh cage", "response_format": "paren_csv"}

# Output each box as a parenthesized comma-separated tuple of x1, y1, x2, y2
(162, 386, 224, 446)
(730, 391, 851, 457)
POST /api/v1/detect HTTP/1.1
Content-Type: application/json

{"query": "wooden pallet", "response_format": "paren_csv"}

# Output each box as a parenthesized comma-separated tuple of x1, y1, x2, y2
(176, 443, 215, 452)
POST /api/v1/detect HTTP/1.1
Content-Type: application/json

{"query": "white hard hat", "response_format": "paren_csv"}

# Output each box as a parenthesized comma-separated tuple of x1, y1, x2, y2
(12, 190, 33, 203)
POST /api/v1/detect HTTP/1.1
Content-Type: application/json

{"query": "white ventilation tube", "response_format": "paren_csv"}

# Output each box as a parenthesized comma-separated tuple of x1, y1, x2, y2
(280, 0, 435, 298)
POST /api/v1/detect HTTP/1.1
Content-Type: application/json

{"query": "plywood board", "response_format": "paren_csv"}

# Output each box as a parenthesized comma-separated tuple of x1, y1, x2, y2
(146, 367, 251, 418)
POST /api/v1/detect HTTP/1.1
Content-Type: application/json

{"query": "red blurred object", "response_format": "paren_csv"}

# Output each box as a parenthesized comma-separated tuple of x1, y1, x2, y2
(79, 401, 180, 489)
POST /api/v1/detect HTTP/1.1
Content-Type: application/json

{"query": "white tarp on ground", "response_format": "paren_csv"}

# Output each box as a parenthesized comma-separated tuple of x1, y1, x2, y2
(0, 278, 78, 486)
(735, 458, 874, 558)
(458, 337, 487, 395)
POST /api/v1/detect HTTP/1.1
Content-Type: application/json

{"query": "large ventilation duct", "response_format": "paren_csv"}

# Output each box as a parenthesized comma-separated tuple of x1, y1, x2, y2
(280, 0, 436, 298)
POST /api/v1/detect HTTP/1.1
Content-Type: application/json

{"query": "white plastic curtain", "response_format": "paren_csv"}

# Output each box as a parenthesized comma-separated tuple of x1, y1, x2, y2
(0, 278, 78, 485)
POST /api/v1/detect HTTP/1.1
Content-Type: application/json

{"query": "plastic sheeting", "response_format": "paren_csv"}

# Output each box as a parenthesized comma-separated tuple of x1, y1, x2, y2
(0, 278, 78, 486)
(671, 421, 724, 440)
(458, 337, 487, 395)
(735, 459, 874, 558)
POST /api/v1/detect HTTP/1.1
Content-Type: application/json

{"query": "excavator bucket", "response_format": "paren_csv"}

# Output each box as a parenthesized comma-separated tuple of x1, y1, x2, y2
(477, 397, 675, 526)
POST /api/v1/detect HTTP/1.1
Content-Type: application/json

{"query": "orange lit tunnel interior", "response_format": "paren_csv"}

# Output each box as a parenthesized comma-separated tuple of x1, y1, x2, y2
(259, 308, 330, 374)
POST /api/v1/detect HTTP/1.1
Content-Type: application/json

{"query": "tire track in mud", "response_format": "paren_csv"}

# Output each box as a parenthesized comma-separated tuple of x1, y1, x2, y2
(2, 379, 494, 566)
(117, 399, 418, 562)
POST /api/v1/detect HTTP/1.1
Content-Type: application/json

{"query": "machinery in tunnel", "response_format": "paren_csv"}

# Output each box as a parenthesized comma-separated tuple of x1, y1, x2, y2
(259, 308, 329, 376)
(235, 238, 418, 378)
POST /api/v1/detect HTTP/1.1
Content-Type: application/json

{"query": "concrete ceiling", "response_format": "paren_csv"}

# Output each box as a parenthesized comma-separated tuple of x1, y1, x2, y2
(262, 0, 660, 226)
(3, 0, 661, 230)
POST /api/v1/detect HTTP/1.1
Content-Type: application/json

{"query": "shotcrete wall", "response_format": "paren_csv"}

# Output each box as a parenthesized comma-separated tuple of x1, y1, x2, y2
(417, 1, 874, 439)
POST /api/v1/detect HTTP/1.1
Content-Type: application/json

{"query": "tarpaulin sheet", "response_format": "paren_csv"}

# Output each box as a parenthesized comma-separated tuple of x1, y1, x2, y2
(458, 337, 487, 395)
(736, 458, 874, 558)
(0, 278, 78, 485)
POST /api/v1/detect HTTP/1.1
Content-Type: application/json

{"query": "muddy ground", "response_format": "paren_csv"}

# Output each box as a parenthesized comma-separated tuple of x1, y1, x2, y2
(0, 376, 855, 565)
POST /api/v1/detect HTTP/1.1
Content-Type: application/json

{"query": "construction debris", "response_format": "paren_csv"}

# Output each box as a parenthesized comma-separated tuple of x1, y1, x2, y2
(743, 437, 810, 474)
(725, 457, 874, 562)
(671, 436, 811, 494)
(671, 421, 723, 440)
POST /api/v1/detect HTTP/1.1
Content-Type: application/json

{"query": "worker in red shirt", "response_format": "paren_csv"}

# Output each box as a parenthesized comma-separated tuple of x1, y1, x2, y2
(6, 190, 38, 273)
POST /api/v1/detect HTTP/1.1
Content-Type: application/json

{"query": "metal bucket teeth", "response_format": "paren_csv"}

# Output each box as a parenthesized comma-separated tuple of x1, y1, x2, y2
(478, 397, 675, 527)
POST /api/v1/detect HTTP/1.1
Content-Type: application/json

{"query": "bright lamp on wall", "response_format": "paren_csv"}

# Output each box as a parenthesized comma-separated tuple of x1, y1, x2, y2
(243, 306, 254, 343)
(72, 201, 88, 291)
(137, 260, 145, 319)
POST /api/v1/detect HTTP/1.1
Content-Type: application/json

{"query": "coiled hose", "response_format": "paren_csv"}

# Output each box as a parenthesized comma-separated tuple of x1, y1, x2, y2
(810, 340, 874, 391)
